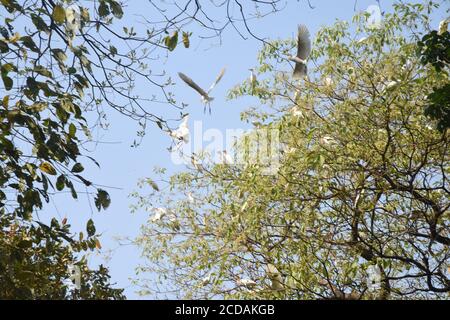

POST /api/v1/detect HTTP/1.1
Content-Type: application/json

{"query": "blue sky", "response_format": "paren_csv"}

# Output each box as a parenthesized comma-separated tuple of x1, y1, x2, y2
(40, 0, 448, 299)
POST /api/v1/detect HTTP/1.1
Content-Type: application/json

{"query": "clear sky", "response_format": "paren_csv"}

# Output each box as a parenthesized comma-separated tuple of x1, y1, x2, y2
(40, 0, 448, 299)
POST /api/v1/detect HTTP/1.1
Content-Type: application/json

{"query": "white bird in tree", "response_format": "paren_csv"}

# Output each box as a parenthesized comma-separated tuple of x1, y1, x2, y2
(178, 68, 226, 114)
(150, 207, 167, 222)
(218, 150, 233, 164)
(288, 24, 312, 79)
(236, 278, 257, 289)
(438, 18, 449, 35)
(169, 115, 190, 143)
(266, 264, 284, 291)
(65, 4, 81, 45)
(249, 68, 257, 94)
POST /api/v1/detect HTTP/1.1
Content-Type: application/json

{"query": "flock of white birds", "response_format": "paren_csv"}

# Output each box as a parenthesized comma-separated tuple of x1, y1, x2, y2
(58, 2, 450, 292)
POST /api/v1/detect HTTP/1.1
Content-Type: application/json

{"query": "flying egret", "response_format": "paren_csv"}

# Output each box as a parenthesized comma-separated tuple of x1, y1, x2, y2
(249, 68, 257, 94)
(178, 67, 226, 114)
(438, 18, 449, 35)
(288, 24, 312, 79)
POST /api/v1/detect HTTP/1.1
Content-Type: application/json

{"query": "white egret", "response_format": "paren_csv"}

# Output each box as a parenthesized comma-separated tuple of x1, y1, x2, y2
(266, 264, 284, 291)
(218, 150, 233, 164)
(288, 24, 312, 78)
(324, 77, 333, 87)
(382, 79, 400, 92)
(65, 4, 81, 45)
(236, 278, 256, 288)
(187, 192, 195, 203)
(357, 36, 368, 43)
(202, 274, 211, 286)
(169, 115, 190, 143)
(249, 68, 257, 94)
(178, 68, 226, 114)
(438, 18, 449, 35)
(150, 207, 167, 222)
(290, 106, 303, 118)
(319, 135, 336, 145)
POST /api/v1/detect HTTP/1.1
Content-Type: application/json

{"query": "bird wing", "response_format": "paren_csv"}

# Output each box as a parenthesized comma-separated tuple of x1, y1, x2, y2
(208, 67, 226, 93)
(178, 72, 209, 97)
(296, 24, 311, 60)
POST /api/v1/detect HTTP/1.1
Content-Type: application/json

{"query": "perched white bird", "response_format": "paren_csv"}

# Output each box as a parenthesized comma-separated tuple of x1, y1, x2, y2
(202, 274, 211, 286)
(357, 36, 368, 43)
(169, 115, 189, 143)
(290, 106, 303, 118)
(266, 264, 284, 291)
(323, 77, 333, 87)
(319, 135, 336, 145)
(249, 68, 257, 94)
(65, 4, 81, 45)
(288, 24, 312, 79)
(236, 278, 257, 289)
(438, 18, 449, 35)
(178, 68, 226, 114)
(187, 192, 195, 203)
(150, 207, 167, 222)
(382, 80, 400, 91)
(219, 150, 233, 164)
(191, 155, 202, 171)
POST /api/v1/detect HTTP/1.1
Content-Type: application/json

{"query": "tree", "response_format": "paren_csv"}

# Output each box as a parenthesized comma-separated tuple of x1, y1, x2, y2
(0, 0, 304, 298)
(132, 1, 449, 299)
(418, 25, 450, 132)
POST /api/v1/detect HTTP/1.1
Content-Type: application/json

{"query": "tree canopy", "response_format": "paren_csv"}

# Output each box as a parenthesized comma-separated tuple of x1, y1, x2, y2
(132, 1, 449, 299)
(0, 0, 302, 299)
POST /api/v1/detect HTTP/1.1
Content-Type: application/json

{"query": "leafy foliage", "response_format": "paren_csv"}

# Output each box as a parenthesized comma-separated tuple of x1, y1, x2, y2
(132, 2, 449, 299)
(0, 0, 136, 298)
(418, 29, 450, 132)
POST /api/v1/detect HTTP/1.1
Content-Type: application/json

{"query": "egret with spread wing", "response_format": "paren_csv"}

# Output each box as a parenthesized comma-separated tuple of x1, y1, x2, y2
(288, 24, 311, 79)
(178, 68, 226, 114)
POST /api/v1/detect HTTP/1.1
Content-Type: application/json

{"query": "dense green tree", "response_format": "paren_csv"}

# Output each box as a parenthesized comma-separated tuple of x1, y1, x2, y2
(418, 23, 449, 132)
(132, 1, 449, 299)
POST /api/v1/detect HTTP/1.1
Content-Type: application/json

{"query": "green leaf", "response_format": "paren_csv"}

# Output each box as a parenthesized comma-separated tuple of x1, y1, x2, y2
(34, 65, 52, 78)
(52, 4, 66, 24)
(146, 178, 159, 191)
(39, 162, 57, 175)
(29, 102, 47, 112)
(98, 1, 110, 18)
(164, 31, 178, 51)
(86, 219, 96, 237)
(20, 36, 39, 53)
(2, 75, 12, 90)
(71, 163, 84, 173)
(31, 14, 50, 33)
(110, 1, 123, 19)
(69, 123, 77, 137)
(0, 40, 9, 53)
(94, 189, 111, 211)
(182, 31, 190, 48)
(56, 174, 66, 191)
